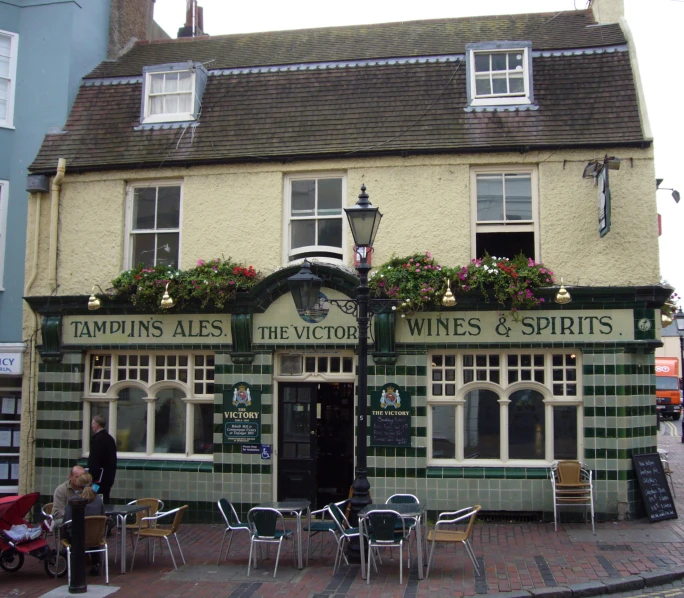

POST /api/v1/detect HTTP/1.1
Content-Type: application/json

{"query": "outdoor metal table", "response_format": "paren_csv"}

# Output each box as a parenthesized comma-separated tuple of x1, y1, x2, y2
(358, 502, 427, 580)
(104, 503, 150, 574)
(258, 500, 310, 569)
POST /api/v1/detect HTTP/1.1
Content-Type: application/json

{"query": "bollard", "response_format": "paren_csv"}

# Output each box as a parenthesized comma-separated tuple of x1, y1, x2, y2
(68, 496, 88, 594)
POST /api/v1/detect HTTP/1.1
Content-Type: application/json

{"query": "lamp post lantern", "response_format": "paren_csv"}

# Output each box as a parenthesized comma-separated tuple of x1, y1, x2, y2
(287, 184, 388, 561)
(675, 308, 684, 442)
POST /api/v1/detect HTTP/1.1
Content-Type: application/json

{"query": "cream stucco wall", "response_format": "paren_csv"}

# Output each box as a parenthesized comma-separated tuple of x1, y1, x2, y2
(23, 148, 659, 298)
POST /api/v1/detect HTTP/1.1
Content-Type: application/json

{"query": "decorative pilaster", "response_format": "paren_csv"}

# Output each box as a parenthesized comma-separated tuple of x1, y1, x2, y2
(230, 313, 254, 364)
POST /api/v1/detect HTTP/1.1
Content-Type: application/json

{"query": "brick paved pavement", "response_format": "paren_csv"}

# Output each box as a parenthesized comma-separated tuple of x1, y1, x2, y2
(3, 434, 684, 597)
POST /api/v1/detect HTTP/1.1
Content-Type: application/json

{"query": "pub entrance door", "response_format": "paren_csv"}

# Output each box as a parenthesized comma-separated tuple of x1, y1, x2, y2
(278, 382, 354, 508)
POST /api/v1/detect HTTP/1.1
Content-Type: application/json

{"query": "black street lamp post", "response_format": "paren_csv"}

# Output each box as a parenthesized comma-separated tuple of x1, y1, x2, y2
(675, 308, 684, 442)
(288, 185, 390, 561)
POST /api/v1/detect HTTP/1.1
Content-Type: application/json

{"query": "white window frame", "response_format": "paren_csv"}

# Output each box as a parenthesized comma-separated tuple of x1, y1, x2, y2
(466, 42, 532, 107)
(0, 180, 8, 290)
(427, 350, 583, 467)
(124, 181, 182, 270)
(83, 351, 215, 460)
(142, 68, 196, 124)
(0, 30, 18, 129)
(470, 165, 540, 261)
(283, 173, 347, 265)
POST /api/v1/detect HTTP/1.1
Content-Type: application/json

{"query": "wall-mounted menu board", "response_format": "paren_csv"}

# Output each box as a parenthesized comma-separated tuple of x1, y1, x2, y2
(632, 453, 678, 522)
(370, 383, 411, 447)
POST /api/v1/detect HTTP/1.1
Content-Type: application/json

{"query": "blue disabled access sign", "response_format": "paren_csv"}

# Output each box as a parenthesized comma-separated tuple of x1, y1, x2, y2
(223, 382, 261, 444)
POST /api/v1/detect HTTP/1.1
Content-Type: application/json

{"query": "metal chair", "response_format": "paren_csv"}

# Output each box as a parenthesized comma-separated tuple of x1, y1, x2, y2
(363, 509, 408, 585)
(118, 498, 164, 563)
(246, 507, 295, 578)
(130, 505, 188, 571)
(386, 494, 419, 565)
(425, 505, 481, 578)
(305, 499, 348, 566)
(217, 498, 251, 564)
(550, 460, 595, 532)
(61, 515, 109, 585)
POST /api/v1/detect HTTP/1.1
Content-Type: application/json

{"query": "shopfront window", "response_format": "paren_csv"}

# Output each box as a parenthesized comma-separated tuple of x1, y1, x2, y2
(86, 351, 214, 459)
(428, 350, 581, 465)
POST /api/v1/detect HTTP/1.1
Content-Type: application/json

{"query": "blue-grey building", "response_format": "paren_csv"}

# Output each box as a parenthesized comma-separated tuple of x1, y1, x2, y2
(0, 0, 166, 494)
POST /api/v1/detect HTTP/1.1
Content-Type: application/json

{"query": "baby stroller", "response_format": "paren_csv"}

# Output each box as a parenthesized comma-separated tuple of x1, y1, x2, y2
(0, 492, 66, 577)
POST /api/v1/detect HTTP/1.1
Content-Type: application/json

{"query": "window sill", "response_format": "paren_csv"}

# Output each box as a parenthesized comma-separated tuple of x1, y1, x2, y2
(0, 124, 15, 130)
(141, 113, 196, 125)
(80, 457, 213, 473)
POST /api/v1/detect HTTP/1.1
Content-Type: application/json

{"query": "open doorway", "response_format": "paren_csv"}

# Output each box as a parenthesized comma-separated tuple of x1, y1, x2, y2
(278, 382, 354, 508)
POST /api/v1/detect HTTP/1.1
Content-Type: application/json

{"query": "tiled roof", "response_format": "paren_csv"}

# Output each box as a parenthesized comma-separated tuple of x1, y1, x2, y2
(30, 10, 645, 173)
(87, 10, 625, 78)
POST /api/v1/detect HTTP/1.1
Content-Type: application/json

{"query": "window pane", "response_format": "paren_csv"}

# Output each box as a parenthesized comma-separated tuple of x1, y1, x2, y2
(165, 73, 179, 93)
(464, 389, 500, 458)
(508, 389, 545, 459)
(178, 71, 193, 91)
(318, 218, 342, 248)
(165, 94, 179, 114)
(509, 74, 524, 94)
(505, 175, 532, 221)
(193, 403, 214, 454)
(132, 234, 155, 268)
(116, 388, 147, 452)
(477, 176, 504, 221)
(318, 179, 342, 215)
(156, 232, 179, 267)
(431, 405, 455, 458)
(492, 73, 507, 94)
(474, 53, 489, 72)
(178, 93, 192, 113)
(292, 180, 315, 216)
(155, 388, 186, 453)
(553, 406, 578, 460)
(291, 220, 316, 249)
(157, 186, 181, 228)
(133, 188, 157, 230)
(150, 73, 164, 94)
(475, 75, 491, 96)
(491, 53, 507, 71)
(149, 96, 164, 115)
(509, 52, 523, 70)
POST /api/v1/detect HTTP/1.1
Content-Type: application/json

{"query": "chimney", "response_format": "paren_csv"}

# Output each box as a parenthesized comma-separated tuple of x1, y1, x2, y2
(108, 0, 154, 58)
(590, 0, 624, 24)
(177, 0, 208, 38)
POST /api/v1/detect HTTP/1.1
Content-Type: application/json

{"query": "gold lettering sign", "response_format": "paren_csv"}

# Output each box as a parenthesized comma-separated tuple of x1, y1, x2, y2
(396, 310, 635, 344)
(62, 315, 232, 345)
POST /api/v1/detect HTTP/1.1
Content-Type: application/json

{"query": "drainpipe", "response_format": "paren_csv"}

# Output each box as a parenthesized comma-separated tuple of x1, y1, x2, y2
(48, 159, 66, 291)
(24, 192, 41, 294)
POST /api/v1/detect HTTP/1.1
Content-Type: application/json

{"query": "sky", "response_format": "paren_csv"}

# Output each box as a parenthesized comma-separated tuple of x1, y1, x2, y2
(153, 0, 684, 303)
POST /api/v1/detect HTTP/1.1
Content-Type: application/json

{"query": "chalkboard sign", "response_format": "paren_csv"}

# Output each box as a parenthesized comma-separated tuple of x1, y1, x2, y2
(632, 453, 678, 522)
(370, 383, 411, 447)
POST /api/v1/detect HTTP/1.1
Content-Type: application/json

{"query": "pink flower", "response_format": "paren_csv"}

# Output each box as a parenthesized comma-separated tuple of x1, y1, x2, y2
(416, 268, 421, 273)
(426, 252, 432, 259)
(197, 260, 205, 266)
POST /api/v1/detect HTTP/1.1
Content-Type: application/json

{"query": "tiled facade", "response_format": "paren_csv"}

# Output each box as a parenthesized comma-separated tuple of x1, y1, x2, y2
(30, 285, 664, 524)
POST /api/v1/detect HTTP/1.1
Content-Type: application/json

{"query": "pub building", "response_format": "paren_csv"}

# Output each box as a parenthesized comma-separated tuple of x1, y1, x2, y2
(21, 0, 669, 523)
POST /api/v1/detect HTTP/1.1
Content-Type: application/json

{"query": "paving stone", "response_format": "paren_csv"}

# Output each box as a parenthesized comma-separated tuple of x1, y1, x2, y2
(601, 576, 645, 593)
(528, 586, 573, 597)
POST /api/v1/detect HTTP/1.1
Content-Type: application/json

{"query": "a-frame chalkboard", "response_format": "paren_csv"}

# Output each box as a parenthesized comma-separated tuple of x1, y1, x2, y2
(632, 453, 678, 522)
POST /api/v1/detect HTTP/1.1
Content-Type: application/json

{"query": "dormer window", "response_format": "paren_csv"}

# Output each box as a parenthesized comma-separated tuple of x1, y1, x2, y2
(466, 42, 533, 107)
(141, 62, 207, 124)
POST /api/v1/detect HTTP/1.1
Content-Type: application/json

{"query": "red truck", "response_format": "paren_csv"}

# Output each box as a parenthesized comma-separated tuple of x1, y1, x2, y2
(656, 357, 682, 420)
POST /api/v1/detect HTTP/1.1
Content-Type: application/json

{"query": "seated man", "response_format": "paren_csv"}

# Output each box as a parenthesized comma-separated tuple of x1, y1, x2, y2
(52, 465, 85, 526)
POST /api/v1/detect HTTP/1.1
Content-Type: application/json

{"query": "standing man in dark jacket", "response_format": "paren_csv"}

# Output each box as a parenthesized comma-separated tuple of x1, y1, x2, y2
(87, 414, 117, 503)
